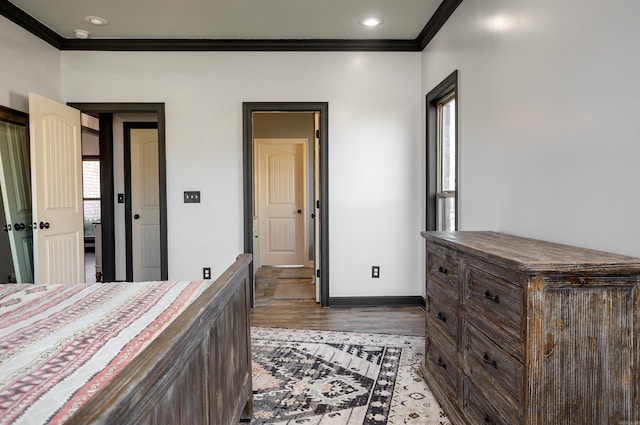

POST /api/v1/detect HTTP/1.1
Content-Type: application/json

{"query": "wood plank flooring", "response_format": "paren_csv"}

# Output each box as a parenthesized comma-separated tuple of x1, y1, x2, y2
(250, 267, 426, 337)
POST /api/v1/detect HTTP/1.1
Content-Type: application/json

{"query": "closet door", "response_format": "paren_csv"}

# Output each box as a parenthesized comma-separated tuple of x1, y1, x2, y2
(0, 120, 33, 283)
(29, 93, 84, 284)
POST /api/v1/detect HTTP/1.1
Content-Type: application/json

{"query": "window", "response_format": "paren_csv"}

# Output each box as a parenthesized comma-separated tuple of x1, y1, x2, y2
(427, 71, 458, 231)
(82, 158, 101, 239)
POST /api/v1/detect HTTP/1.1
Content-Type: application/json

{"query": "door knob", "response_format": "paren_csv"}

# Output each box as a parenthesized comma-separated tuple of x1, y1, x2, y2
(39, 222, 50, 229)
(134, 214, 140, 220)
(15, 223, 25, 231)
(2, 224, 7, 232)
(297, 209, 302, 214)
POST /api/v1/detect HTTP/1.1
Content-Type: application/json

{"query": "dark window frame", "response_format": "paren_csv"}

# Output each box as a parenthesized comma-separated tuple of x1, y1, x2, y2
(426, 70, 458, 231)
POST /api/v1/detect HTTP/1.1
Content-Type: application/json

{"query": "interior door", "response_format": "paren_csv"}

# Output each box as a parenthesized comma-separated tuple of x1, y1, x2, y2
(129, 127, 160, 281)
(0, 121, 33, 283)
(29, 93, 84, 284)
(256, 138, 307, 266)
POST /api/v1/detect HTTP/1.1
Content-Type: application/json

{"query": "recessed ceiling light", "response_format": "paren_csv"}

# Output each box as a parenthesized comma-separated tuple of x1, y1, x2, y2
(74, 29, 90, 39)
(84, 16, 108, 26)
(361, 17, 382, 27)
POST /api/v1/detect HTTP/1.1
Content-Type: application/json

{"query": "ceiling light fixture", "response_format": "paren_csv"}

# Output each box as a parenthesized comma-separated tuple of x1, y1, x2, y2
(84, 16, 108, 26)
(361, 17, 382, 27)
(74, 29, 90, 39)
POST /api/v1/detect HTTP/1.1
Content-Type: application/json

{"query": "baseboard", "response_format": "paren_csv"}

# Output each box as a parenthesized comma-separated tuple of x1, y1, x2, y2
(328, 296, 424, 307)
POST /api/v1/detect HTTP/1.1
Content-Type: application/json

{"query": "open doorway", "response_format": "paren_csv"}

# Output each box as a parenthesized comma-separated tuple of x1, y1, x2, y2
(80, 116, 101, 282)
(69, 103, 168, 283)
(243, 103, 329, 307)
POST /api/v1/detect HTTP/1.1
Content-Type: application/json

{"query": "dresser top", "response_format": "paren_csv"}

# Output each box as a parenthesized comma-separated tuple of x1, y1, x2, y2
(422, 231, 640, 274)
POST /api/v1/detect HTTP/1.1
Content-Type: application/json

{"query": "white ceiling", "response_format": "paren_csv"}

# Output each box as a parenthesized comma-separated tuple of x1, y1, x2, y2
(7, 0, 443, 40)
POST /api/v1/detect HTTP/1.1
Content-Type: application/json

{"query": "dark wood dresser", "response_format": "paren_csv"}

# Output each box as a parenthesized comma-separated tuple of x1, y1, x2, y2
(420, 231, 640, 425)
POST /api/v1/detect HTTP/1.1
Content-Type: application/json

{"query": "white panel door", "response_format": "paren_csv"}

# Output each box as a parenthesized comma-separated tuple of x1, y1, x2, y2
(131, 128, 160, 281)
(29, 93, 84, 284)
(0, 121, 33, 283)
(256, 138, 307, 266)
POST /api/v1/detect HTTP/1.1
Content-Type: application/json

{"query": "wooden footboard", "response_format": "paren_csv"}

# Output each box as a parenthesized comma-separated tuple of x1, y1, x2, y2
(66, 254, 253, 425)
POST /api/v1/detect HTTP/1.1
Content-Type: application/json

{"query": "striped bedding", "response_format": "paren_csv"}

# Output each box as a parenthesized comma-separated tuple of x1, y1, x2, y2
(0, 280, 213, 425)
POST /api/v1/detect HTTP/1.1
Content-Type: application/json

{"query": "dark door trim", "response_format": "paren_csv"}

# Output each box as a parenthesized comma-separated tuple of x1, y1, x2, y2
(242, 102, 329, 307)
(123, 122, 159, 281)
(67, 103, 168, 281)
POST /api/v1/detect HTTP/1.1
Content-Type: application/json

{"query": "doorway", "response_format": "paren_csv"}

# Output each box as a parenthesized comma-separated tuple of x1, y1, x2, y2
(243, 102, 329, 307)
(68, 103, 168, 282)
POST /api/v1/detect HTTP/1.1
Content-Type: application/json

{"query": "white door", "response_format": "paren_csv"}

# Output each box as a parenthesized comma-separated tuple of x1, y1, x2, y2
(256, 138, 307, 266)
(0, 121, 33, 283)
(130, 128, 160, 281)
(29, 93, 84, 284)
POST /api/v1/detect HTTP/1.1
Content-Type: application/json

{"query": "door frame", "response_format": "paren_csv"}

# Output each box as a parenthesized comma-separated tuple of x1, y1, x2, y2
(67, 103, 168, 281)
(242, 102, 329, 307)
(124, 122, 159, 281)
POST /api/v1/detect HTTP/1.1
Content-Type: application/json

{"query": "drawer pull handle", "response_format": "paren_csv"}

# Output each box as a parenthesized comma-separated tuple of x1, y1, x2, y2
(436, 312, 447, 322)
(482, 352, 498, 369)
(436, 357, 447, 369)
(438, 266, 448, 275)
(483, 291, 500, 303)
(483, 415, 493, 424)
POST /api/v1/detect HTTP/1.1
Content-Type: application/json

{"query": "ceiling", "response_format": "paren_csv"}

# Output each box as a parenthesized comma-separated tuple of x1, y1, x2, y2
(0, 0, 462, 51)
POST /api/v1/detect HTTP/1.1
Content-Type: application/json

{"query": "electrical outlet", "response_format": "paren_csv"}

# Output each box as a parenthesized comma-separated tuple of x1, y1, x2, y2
(184, 191, 201, 203)
(203, 267, 211, 279)
(371, 266, 380, 278)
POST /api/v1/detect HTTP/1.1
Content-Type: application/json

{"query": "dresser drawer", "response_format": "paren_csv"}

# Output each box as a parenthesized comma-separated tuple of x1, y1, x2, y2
(427, 272, 458, 308)
(465, 266, 524, 355)
(465, 325, 523, 414)
(427, 249, 459, 290)
(463, 377, 513, 425)
(425, 337, 459, 397)
(426, 295, 458, 349)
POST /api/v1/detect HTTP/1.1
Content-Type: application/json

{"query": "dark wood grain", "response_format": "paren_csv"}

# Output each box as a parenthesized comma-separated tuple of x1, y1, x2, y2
(422, 231, 640, 273)
(420, 231, 640, 425)
(65, 254, 253, 425)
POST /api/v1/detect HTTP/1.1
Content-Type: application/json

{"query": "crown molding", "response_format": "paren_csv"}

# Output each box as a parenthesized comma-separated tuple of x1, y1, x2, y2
(61, 38, 420, 52)
(0, 0, 63, 49)
(1, 0, 462, 52)
(416, 0, 463, 50)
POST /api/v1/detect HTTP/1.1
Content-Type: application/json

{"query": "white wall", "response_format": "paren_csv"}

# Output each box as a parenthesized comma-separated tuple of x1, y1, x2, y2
(422, 0, 640, 257)
(61, 51, 423, 296)
(0, 15, 60, 111)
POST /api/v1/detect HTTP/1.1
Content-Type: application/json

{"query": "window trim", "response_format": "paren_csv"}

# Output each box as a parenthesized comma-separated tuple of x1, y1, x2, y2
(426, 70, 458, 231)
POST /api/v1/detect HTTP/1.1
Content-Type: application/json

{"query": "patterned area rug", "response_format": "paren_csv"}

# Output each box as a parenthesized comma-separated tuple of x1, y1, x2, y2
(250, 327, 451, 424)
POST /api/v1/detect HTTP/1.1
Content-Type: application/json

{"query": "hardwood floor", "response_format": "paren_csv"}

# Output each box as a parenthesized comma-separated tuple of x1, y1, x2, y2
(250, 267, 426, 337)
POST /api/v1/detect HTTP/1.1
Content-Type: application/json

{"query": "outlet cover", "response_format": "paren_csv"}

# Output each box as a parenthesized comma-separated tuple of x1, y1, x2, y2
(203, 267, 211, 279)
(184, 191, 201, 203)
(372, 266, 380, 278)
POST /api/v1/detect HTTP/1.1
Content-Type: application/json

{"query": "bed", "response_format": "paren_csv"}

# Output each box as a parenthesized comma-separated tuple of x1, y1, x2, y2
(0, 254, 253, 425)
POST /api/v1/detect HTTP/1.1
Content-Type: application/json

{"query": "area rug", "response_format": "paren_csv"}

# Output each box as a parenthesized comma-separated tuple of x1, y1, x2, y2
(250, 327, 450, 425)
(272, 283, 316, 300)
